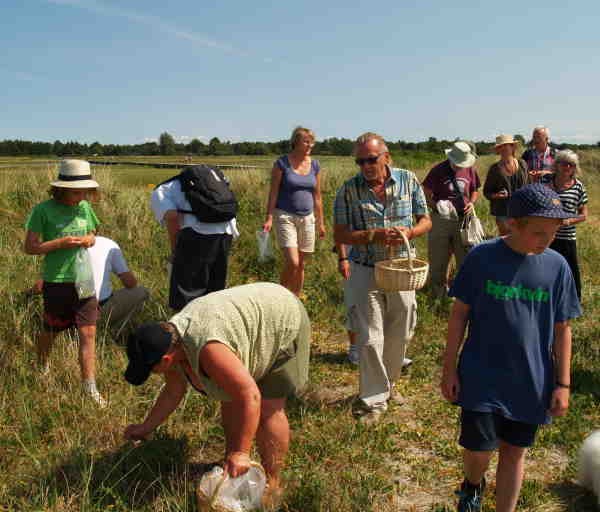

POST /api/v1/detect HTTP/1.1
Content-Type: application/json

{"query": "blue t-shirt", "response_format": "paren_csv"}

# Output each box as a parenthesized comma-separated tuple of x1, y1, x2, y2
(449, 238, 581, 425)
(275, 155, 320, 216)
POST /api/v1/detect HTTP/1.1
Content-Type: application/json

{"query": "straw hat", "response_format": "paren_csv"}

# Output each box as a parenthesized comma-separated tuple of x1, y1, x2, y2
(445, 141, 476, 168)
(494, 134, 519, 148)
(51, 159, 99, 189)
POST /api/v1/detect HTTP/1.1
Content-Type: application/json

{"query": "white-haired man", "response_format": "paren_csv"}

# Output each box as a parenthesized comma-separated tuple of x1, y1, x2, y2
(333, 132, 432, 424)
(522, 126, 556, 179)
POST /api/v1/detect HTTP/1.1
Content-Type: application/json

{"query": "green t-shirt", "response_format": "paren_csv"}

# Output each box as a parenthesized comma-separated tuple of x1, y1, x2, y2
(170, 282, 309, 401)
(25, 199, 100, 282)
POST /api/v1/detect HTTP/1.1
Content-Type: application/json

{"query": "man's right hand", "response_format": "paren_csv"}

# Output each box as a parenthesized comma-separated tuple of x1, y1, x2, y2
(225, 451, 251, 478)
(441, 368, 460, 403)
(124, 423, 152, 442)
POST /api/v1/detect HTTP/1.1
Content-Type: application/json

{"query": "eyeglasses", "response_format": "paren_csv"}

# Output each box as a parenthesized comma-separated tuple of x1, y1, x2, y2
(355, 152, 385, 166)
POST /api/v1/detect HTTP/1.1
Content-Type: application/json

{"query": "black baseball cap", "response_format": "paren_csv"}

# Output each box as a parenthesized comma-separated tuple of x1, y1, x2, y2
(507, 183, 576, 220)
(124, 322, 173, 386)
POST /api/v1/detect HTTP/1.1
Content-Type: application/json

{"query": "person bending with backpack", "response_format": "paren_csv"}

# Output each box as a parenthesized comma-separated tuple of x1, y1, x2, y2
(151, 165, 239, 311)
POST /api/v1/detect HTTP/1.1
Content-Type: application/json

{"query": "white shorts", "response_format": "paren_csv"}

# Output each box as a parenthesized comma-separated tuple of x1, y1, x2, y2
(273, 209, 316, 253)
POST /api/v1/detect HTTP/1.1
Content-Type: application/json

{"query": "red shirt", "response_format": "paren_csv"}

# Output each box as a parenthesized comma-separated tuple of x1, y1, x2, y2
(423, 160, 481, 213)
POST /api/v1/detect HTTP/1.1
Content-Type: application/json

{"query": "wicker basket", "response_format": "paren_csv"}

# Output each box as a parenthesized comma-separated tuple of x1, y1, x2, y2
(374, 230, 429, 292)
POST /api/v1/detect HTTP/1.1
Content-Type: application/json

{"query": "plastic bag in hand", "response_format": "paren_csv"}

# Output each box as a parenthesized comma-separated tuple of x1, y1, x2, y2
(74, 248, 96, 299)
(197, 464, 266, 512)
(255, 231, 274, 263)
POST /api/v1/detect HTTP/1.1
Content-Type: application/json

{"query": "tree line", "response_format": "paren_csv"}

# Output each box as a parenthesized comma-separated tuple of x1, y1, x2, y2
(1, 132, 598, 158)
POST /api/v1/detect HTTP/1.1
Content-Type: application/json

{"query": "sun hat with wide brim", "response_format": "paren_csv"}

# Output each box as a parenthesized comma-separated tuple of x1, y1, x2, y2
(494, 134, 519, 148)
(444, 141, 476, 168)
(50, 159, 99, 189)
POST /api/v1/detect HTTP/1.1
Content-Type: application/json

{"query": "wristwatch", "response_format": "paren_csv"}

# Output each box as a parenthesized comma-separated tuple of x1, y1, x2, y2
(555, 382, 571, 389)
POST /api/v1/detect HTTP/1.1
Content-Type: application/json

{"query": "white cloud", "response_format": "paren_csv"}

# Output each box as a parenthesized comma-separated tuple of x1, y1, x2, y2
(45, 0, 272, 62)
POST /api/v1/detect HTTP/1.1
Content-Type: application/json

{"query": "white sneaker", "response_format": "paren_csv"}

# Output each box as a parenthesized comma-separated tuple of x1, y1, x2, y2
(347, 345, 360, 365)
(402, 357, 413, 368)
(82, 384, 108, 408)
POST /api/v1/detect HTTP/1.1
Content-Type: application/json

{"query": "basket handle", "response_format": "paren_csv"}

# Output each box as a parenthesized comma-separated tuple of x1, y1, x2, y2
(385, 228, 413, 270)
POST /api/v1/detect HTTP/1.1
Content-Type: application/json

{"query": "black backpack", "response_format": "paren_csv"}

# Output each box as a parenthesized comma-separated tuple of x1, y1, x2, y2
(157, 165, 238, 223)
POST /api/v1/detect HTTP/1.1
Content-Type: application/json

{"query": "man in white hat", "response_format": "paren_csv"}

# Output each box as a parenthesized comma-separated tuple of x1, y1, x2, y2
(333, 132, 431, 424)
(422, 141, 481, 298)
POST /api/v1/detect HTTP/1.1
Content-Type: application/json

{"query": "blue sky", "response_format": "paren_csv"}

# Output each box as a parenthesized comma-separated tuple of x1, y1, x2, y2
(2, 0, 599, 144)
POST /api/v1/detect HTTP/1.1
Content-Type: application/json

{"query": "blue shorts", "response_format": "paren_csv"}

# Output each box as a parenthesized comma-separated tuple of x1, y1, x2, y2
(459, 410, 539, 451)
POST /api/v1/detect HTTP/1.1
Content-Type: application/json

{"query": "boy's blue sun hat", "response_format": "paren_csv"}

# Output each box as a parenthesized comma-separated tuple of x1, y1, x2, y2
(507, 183, 577, 220)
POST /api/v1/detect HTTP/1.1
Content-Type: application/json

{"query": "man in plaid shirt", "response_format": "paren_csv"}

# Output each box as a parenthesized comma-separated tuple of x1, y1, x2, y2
(334, 132, 431, 424)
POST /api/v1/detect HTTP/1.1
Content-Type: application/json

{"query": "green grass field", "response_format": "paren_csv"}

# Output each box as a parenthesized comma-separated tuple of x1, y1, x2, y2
(1, 153, 599, 511)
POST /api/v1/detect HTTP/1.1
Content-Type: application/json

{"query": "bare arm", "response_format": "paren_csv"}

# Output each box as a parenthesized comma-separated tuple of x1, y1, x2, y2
(263, 165, 283, 232)
(313, 171, 326, 237)
(549, 321, 572, 417)
(24, 230, 92, 255)
(124, 368, 188, 440)
(441, 299, 470, 402)
(117, 271, 138, 289)
(564, 204, 587, 226)
(200, 342, 261, 465)
(163, 210, 180, 253)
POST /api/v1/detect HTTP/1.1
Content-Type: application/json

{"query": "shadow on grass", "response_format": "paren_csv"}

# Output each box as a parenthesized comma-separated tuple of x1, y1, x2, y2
(572, 367, 600, 399)
(15, 434, 221, 510)
(547, 480, 598, 511)
(311, 351, 349, 365)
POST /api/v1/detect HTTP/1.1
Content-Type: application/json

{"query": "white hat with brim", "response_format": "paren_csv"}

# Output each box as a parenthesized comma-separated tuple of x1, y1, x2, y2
(445, 141, 476, 168)
(494, 134, 519, 148)
(51, 159, 99, 189)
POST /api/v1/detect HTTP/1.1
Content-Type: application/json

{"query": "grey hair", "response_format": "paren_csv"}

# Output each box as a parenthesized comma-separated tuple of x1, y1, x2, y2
(353, 132, 389, 154)
(552, 149, 581, 175)
(532, 125, 550, 140)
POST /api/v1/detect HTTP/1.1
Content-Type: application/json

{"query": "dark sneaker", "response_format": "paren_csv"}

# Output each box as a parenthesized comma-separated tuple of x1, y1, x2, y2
(455, 478, 485, 512)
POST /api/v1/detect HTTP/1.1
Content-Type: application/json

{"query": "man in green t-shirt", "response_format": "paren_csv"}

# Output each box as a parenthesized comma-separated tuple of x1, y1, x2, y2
(123, 282, 311, 500)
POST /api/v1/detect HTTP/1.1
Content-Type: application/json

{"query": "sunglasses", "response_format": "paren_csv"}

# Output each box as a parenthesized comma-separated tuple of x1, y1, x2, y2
(355, 152, 385, 166)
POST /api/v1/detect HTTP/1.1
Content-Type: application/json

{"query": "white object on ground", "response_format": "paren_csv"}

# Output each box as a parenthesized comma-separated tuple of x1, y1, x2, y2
(578, 430, 600, 505)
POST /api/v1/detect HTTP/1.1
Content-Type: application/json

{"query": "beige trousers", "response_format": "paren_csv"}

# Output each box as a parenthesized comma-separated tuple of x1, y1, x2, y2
(427, 213, 468, 299)
(100, 286, 149, 336)
(347, 263, 417, 410)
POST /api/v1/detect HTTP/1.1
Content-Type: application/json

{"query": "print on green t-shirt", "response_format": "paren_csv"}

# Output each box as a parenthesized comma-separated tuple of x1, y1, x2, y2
(25, 199, 99, 283)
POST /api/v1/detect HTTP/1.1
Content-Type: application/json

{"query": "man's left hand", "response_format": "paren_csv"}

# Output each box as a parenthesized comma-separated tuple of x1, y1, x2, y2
(549, 387, 570, 417)
(463, 202, 474, 215)
(225, 451, 251, 478)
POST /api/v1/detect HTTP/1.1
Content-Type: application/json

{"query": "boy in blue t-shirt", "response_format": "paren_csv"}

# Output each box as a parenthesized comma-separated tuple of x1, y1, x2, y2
(441, 184, 581, 512)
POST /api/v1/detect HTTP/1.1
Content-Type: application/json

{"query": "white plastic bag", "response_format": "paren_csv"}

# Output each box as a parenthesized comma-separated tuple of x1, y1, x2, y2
(460, 211, 486, 247)
(256, 231, 274, 263)
(74, 248, 96, 299)
(197, 464, 266, 512)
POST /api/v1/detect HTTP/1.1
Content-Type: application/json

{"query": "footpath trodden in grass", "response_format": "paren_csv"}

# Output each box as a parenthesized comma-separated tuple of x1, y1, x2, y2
(1, 153, 599, 511)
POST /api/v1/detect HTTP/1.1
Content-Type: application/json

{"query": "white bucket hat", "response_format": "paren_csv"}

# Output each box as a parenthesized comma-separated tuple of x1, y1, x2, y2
(445, 141, 476, 168)
(51, 159, 99, 189)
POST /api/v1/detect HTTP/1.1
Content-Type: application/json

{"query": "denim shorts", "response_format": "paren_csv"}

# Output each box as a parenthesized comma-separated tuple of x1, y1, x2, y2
(459, 409, 539, 451)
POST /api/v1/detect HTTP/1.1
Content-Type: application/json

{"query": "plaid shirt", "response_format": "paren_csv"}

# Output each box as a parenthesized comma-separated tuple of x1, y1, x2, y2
(522, 146, 556, 171)
(333, 167, 428, 265)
